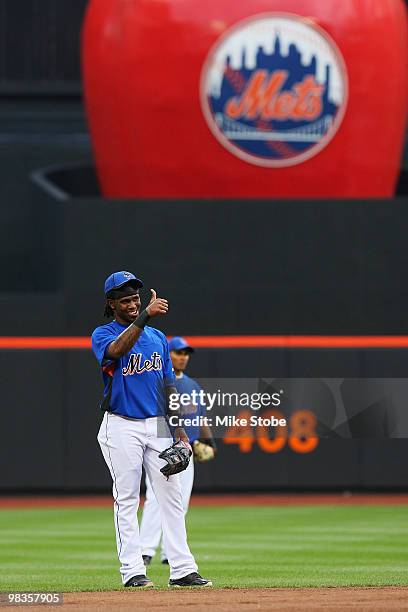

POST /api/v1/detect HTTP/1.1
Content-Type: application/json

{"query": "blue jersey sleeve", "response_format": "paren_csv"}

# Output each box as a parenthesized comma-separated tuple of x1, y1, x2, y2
(92, 326, 118, 366)
(195, 381, 206, 416)
(163, 338, 175, 386)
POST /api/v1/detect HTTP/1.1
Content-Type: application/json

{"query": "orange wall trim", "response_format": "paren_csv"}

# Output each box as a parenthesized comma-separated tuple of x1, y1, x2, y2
(2, 335, 408, 349)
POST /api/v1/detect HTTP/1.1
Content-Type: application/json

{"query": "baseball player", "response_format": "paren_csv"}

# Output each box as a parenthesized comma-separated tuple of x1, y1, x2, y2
(140, 336, 216, 565)
(92, 271, 212, 588)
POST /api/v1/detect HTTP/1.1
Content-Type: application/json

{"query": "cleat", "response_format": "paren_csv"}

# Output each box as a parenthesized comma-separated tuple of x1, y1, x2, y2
(124, 574, 154, 588)
(142, 555, 152, 566)
(168, 572, 212, 587)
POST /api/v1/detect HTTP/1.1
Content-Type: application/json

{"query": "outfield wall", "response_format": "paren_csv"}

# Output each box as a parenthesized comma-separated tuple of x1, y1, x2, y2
(2, 346, 408, 492)
(2, 186, 408, 492)
(3, 193, 408, 335)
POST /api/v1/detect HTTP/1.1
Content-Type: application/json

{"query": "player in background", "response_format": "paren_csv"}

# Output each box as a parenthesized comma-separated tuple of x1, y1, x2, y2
(140, 336, 216, 565)
(92, 272, 212, 588)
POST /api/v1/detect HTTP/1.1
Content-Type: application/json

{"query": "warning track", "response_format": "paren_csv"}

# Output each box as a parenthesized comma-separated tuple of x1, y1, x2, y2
(1, 492, 407, 508)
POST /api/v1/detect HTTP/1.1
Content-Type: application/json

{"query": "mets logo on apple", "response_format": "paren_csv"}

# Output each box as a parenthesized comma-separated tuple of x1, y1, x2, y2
(200, 13, 348, 167)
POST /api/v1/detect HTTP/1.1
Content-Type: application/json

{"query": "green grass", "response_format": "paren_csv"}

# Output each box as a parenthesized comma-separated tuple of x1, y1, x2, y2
(1, 505, 408, 591)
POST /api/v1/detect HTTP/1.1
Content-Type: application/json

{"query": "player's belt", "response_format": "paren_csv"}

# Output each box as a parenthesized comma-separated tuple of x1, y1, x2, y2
(107, 411, 164, 422)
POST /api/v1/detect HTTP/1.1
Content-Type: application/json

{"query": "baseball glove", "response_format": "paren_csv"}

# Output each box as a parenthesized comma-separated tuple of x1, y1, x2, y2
(192, 438, 216, 463)
(159, 440, 192, 479)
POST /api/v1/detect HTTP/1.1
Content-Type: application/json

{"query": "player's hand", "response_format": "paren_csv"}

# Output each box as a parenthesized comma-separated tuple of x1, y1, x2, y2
(174, 427, 191, 447)
(146, 289, 169, 317)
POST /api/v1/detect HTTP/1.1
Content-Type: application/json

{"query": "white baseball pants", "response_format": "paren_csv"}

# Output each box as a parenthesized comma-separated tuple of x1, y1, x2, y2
(140, 454, 194, 559)
(97, 412, 197, 584)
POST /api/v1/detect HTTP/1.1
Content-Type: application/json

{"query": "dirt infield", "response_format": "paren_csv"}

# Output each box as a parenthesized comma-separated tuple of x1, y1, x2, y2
(1, 492, 408, 508)
(7, 588, 408, 611)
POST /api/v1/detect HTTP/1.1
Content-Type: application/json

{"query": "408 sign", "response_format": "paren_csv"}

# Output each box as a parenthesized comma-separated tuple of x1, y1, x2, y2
(223, 409, 319, 454)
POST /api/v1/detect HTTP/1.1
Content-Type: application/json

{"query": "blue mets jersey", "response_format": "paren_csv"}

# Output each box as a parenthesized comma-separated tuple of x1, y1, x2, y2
(175, 373, 206, 443)
(92, 321, 175, 419)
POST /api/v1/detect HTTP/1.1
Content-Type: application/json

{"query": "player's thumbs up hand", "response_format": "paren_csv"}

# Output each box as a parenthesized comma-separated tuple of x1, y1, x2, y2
(146, 288, 169, 317)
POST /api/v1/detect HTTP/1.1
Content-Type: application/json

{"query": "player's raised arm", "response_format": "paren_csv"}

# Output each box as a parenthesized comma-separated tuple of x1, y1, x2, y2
(107, 288, 169, 360)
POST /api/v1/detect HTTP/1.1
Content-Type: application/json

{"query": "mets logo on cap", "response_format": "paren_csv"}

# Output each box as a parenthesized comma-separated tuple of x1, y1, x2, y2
(200, 13, 348, 167)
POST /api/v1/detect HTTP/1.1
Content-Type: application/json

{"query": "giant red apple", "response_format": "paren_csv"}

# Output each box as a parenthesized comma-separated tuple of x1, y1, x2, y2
(82, 0, 408, 197)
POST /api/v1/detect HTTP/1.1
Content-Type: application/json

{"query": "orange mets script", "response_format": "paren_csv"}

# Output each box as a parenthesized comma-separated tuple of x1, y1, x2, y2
(225, 70, 324, 121)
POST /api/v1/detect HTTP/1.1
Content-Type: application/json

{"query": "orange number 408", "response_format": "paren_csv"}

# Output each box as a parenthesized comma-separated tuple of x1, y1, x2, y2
(223, 409, 319, 454)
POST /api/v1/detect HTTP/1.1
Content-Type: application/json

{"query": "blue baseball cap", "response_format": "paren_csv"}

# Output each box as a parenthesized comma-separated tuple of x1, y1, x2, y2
(168, 336, 194, 353)
(104, 271, 143, 295)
